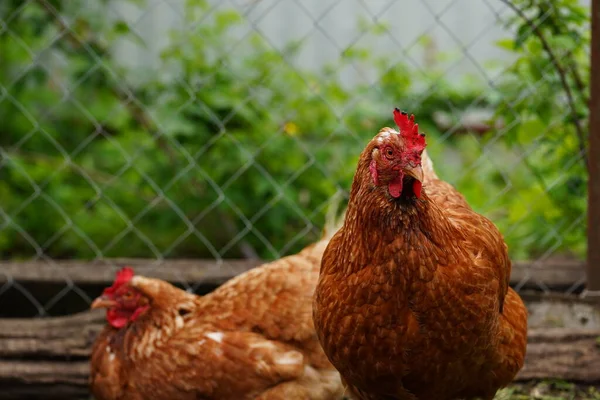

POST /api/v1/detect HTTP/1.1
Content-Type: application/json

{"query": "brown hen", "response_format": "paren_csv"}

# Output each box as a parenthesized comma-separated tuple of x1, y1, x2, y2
(90, 238, 344, 400)
(313, 109, 527, 400)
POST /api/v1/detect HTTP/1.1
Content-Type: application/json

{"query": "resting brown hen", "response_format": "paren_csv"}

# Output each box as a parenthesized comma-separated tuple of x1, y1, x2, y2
(313, 109, 527, 400)
(90, 237, 344, 400)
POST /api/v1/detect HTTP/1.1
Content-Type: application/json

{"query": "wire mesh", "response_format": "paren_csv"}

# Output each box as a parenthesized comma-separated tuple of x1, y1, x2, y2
(0, 0, 590, 317)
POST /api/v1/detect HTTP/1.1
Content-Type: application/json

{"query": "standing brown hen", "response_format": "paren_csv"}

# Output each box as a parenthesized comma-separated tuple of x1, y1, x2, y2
(90, 236, 345, 400)
(313, 109, 527, 400)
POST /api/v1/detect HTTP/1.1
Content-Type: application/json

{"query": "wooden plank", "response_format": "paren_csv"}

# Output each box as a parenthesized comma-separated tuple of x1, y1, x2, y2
(0, 310, 598, 399)
(519, 291, 600, 306)
(511, 259, 586, 289)
(0, 311, 103, 359)
(517, 328, 600, 382)
(0, 258, 263, 285)
(0, 360, 89, 400)
(0, 312, 103, 399)
(0, 258, 586, 289)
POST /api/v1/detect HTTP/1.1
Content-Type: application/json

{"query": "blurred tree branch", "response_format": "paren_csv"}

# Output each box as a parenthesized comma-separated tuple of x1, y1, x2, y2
(500, 0, 588, 167)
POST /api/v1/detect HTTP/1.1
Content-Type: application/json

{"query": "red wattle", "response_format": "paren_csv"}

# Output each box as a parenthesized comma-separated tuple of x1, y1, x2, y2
(413, 180, 422, 198)
(107, 309, 130, 329)
(388, 173, 404, 198)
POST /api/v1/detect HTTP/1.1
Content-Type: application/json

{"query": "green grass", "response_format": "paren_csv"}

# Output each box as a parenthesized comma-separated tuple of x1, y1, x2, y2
(497, 382, 600, 400)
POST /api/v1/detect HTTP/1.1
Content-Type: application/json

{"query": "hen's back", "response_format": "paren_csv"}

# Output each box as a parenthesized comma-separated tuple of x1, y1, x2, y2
(198, 239, 328, 345)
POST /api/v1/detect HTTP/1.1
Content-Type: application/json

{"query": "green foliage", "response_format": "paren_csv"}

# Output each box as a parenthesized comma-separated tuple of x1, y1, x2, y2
(0, 0, 589, 260)
(490, 0, 589, 259)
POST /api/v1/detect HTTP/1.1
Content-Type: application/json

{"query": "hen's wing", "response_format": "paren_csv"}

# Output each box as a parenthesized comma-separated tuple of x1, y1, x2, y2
(455, 287, 528, 400)
(493, 287, 528, 385)
(420, 149, 511, 312)
(134, 327, 339, 400)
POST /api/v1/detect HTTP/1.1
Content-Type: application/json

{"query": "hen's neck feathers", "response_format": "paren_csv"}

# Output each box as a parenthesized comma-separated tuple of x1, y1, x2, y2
(115, 306, 192, 361)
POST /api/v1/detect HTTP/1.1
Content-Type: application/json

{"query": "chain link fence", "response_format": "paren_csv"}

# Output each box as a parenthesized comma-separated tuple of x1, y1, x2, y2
(0, 0, 591, 317)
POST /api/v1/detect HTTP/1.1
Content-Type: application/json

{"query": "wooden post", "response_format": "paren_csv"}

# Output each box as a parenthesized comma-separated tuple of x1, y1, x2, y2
(589, 0, 600, 291)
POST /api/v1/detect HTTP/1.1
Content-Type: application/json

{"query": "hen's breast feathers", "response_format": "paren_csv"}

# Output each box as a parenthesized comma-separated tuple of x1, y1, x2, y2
(90, 328, 128, 400)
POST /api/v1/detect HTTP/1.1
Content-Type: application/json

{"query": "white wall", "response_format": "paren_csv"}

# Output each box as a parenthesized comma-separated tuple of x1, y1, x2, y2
(109, 0, 578, 85)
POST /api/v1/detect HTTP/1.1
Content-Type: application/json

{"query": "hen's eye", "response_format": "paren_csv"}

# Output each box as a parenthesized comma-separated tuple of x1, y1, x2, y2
(384, 147, 394, 159)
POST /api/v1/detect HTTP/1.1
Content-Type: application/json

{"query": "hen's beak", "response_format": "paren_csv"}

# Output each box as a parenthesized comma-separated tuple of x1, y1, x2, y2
(404, 165, 424, 183)
(91, 296, 117, 310)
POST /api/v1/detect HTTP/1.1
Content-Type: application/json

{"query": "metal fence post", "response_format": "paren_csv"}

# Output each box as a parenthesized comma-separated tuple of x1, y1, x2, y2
(588, 0, 600, 291)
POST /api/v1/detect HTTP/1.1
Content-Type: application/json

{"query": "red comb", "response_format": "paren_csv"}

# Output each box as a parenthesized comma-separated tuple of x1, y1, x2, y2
(115, 267, 134, 284)
(104, 267, 134, 295)
(393, 108, 426, 162)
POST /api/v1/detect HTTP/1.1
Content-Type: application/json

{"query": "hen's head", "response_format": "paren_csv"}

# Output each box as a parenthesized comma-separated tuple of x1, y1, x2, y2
(91, 267, 150, 329)
(367, 109, 426, 199)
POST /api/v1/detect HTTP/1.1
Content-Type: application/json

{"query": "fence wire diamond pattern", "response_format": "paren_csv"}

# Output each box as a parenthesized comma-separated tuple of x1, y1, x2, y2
(0, 0, 590, 316)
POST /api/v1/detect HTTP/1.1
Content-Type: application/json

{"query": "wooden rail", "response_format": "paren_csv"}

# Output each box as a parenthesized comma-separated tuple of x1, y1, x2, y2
(0, 257, 586, 289)
(0, 258, 263, 286)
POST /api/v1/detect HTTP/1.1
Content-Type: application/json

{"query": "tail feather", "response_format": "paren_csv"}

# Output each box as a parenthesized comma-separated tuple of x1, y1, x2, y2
(321, 190, 346, 241)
